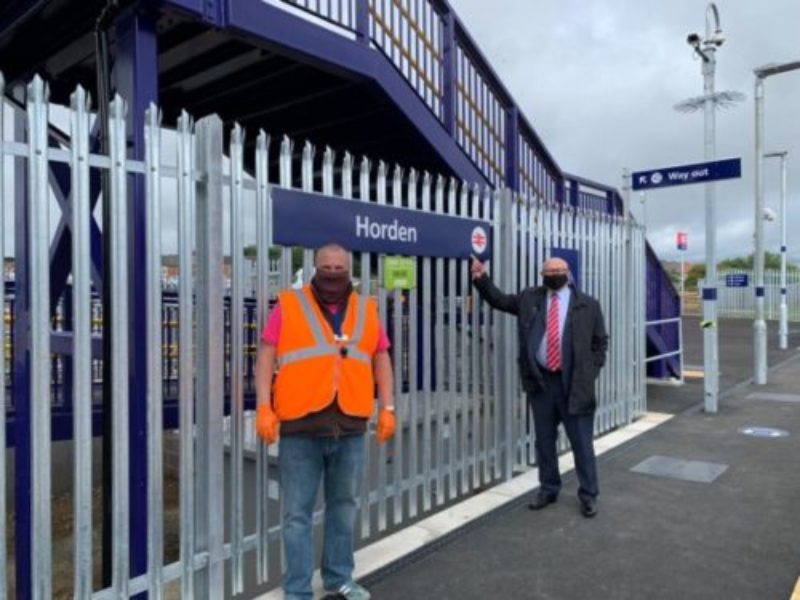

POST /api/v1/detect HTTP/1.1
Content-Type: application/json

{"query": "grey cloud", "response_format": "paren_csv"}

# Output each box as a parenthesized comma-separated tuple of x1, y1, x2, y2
(450, 0, 800, 263)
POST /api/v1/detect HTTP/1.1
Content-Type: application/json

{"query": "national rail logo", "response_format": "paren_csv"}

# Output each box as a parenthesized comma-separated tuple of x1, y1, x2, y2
(471, 226, 488, 254)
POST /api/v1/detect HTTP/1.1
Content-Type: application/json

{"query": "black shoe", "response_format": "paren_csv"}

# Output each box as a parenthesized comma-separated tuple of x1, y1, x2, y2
(528, 492, 557, 511)
(579, 497, 598, 518)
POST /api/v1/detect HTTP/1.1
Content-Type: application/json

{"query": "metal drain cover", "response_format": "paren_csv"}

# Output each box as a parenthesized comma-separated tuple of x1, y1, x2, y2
(738, 426, 789, 438)
(631, 455, 728, 483)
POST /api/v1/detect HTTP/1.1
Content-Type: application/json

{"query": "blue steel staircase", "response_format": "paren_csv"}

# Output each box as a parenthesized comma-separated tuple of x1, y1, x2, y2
(0, 0, 682, 376)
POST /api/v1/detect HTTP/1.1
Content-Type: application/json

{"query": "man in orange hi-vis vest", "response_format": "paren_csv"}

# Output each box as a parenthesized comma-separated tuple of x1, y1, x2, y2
(255, 243, 396, 600)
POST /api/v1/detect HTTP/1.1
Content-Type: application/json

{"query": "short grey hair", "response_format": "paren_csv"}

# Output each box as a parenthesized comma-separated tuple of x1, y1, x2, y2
(314, 243, 352, 268)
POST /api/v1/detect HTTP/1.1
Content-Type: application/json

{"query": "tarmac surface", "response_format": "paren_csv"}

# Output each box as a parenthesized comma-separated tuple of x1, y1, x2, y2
(362, 317, 800, 600)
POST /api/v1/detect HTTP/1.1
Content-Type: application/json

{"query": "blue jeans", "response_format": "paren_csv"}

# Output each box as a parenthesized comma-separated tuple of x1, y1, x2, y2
(279, 434, 365, 600)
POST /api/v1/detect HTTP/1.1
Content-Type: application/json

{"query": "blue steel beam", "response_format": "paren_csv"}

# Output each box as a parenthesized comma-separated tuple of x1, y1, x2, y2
(441, 11, 457, 136)
(568, 179, 579, 208)
(51, 330, 105, 356)
(504, 106, 519, 190)
(47, 161, 104, 306)
(114, 8, 159, 594)
(163, 0, 488, 186)
(2, 100, 105, 302)
(0, 0, 50, 38)
(12, 86, 32, 599)
(5, 406, 182, 448)
(566, 171, 624, 214)
(4, 398, 214, 447)
(355, 0, 369, 45)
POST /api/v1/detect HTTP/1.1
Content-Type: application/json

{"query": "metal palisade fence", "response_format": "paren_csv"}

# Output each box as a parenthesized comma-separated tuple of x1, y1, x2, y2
(701, 270, 800, 321)
(1, 75, 646, 598)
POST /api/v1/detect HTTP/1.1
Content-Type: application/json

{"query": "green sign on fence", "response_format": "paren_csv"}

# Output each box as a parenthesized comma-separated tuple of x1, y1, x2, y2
(384, 256, 416, 290)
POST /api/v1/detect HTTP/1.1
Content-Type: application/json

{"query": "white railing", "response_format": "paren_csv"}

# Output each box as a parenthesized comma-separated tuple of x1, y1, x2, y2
(645, 317, 684, 383)
(700, 270, 800, 321)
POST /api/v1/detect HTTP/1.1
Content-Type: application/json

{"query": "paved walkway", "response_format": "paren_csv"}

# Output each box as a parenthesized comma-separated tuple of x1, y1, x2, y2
(356, 319, 800, 600)
(257, 318, 800, 599)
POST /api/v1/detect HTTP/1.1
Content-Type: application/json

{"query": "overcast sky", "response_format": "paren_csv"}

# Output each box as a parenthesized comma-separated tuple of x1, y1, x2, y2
(450, 0, 800, 264)
(3, 1, 797, 266)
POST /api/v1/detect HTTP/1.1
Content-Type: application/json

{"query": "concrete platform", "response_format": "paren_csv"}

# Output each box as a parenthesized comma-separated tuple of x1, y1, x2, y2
(256, 317, 800, 599)
(355, 319, 800, 600)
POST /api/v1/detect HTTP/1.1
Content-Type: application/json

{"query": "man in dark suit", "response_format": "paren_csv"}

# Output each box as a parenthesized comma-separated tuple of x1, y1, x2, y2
(471, 256, 608, 517)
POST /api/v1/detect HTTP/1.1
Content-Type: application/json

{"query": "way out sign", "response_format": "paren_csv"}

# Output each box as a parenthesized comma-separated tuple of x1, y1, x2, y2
(632, 158, 741, 191)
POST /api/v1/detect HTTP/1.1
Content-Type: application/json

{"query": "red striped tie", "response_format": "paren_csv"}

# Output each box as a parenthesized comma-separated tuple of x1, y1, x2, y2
(546, 293, 561, 371)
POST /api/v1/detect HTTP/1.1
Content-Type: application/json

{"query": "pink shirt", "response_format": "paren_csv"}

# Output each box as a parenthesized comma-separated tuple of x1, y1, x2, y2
(261, 302, 391, 353)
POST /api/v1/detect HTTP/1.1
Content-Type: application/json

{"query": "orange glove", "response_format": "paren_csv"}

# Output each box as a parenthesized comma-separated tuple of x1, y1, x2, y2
(376, 408, 396, 444)
(255, 403, 279, 444)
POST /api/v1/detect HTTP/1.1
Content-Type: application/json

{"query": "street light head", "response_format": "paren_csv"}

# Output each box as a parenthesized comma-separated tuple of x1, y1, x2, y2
(755, 60, 800, 78)
(687, 33, 701, 48)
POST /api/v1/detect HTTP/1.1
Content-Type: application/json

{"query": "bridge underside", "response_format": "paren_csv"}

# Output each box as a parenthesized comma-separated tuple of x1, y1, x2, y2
(1, 1, 467, 181)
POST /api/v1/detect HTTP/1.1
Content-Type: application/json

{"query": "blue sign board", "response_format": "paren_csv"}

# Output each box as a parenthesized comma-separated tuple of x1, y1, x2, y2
(550, 247, 581, 290)
(632, 158, 741, 191)
(725, 273, 749, 288)
(271, 187, 492, 259)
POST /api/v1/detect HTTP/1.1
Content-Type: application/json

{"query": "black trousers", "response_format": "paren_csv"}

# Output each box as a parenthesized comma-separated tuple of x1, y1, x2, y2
(529, 370, 598, 502)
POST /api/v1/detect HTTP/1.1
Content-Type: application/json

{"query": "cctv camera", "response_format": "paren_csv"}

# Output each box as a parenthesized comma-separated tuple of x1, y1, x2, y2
(764, 207, 777, 222)
(711, 30, 725, 46)
(686, 33, 701, 47)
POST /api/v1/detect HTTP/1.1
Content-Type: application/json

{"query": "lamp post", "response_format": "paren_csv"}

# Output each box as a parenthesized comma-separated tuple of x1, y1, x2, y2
(764, 151, 788, 350)
(754, 61, 800, 383)
(640, 191, 647, 234)
(675, 3, 734, 413)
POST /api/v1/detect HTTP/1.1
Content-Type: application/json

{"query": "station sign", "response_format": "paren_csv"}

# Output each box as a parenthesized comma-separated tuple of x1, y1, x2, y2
(725, 273, 749, 288)
(271, 187, 492, 260)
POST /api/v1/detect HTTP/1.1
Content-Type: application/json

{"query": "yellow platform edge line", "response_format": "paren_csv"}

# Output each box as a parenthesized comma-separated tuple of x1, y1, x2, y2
(790, 576, 800, 600)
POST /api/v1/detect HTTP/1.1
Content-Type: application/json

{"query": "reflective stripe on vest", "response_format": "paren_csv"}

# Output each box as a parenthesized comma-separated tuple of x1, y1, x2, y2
(278, 289, 371, 367)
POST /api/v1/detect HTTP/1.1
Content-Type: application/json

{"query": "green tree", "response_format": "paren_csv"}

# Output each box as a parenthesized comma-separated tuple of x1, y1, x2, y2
(718, 255, 750, 270)
(718, 252, 796, 271)
(681, 253, 799, 291)
(291, 247, 304, 272)
(684, 264, 706, 290)
(242, 245, 292, 262)
(238, 246, 361, 279)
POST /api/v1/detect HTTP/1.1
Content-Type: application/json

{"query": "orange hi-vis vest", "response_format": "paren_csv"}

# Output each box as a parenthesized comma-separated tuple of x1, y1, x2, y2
(273, 285, 381, 421)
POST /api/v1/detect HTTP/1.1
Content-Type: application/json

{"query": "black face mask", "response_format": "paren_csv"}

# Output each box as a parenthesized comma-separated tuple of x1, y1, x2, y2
(311, 270, 352, 305)
(542, 274, 568, 291)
